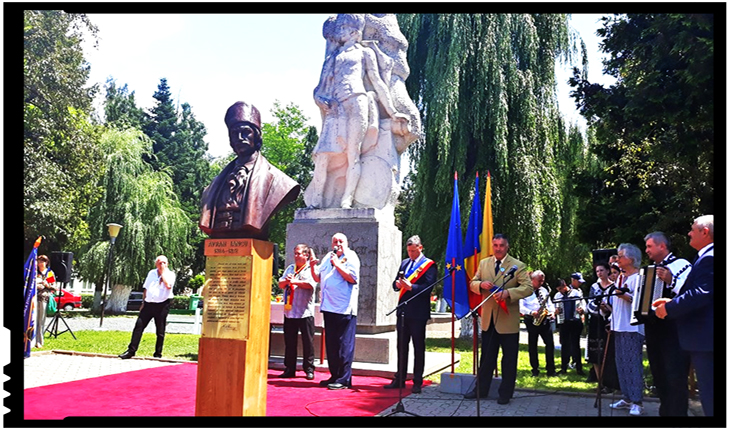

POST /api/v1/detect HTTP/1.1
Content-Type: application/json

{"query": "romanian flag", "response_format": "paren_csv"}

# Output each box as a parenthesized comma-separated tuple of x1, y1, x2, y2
(444, 172, 470, 319)
(24, 237, 42, 358)
(463, 173, 485, 314)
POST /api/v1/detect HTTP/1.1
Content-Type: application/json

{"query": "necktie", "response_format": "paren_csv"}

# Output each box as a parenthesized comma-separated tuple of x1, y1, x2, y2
(406, 260, 415, 275)
(494, 260, 501, 276)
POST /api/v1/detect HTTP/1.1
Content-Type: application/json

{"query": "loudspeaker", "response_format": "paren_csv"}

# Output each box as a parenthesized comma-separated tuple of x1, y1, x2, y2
(51, 251, 74, 283)
(591, 248, 617, 266)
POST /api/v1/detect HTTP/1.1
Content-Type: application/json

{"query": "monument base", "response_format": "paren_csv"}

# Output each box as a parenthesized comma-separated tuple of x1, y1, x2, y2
(286, 207, 402, 334)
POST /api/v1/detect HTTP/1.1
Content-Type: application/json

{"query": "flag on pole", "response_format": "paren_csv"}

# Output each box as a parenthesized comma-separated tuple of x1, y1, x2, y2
(479, 171, 495, 263)
(463, 173, 485, 313)
(24, 236, 42, 358)
(478, 171, 508, 314)
(444, 172, 470, 319)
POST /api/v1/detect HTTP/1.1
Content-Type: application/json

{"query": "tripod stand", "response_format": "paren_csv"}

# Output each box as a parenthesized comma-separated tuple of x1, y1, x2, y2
(45, 282, 76, 340)
(383, 269, 452, 417)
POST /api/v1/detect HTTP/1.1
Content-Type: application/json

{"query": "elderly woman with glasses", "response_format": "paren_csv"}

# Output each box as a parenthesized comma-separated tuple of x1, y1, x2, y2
(608, 243, 646, 416)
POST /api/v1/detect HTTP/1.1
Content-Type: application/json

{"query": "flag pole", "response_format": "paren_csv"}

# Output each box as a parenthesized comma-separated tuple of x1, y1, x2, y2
(451, 257, 456, 374)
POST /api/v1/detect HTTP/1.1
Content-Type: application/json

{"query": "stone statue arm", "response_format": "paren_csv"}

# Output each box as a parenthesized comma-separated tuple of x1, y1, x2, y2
(362, 47, 399, 118)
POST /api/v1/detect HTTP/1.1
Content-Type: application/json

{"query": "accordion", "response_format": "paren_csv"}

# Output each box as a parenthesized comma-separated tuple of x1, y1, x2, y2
(630, 265, 668, 326)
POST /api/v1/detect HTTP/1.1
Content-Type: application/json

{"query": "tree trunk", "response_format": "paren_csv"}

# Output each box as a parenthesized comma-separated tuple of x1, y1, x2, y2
(106, 284, 133, 314)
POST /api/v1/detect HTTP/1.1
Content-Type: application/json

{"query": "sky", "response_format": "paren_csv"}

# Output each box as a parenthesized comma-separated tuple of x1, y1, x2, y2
(80, 13, 616, 161)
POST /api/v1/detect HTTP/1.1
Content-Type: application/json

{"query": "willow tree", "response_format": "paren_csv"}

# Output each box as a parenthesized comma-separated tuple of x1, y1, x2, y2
(397, 14, 588, 277)
(79, 128, 192, 313)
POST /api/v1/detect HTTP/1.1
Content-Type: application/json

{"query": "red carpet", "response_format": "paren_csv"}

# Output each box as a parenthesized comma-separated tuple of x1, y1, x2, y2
(24, 363, 429, 419)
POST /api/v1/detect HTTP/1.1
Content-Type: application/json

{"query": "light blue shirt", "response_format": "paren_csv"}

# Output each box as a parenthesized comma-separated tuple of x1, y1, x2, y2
(316, 248, 360, 315)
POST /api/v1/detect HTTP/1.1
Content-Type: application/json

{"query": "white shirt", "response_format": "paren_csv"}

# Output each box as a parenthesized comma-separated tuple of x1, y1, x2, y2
(143, 268, 175, 303)
(519, 286, 554, 315)
(610, 273, 644, 335)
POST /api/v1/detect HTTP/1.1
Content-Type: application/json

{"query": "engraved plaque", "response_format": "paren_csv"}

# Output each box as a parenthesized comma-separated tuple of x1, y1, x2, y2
(202, 255, 253, 339)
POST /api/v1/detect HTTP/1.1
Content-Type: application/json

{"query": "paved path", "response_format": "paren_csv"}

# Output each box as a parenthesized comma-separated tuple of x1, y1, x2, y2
(25, 315, 705, 418)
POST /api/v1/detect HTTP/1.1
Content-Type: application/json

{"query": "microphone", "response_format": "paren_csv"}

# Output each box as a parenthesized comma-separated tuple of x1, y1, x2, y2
(398, 271, 405, 279)
(505, 265, 518, 278)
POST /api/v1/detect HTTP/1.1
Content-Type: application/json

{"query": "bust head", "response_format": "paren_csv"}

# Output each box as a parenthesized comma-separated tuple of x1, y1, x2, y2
(225, 101, 262, 159)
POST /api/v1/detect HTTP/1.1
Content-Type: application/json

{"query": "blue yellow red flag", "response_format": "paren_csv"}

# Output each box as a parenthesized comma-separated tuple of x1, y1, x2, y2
(463, 173, 485, 313)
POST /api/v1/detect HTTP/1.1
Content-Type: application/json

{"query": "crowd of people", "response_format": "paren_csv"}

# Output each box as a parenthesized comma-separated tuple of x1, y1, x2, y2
(30, 214, 713, 418)
(510, 215, 714, 417)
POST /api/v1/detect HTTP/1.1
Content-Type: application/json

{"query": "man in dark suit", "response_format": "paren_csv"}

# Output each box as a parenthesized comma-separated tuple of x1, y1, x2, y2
(384, 235, 437, 394)
(653, 214, 714, 417)
(465, 233, 533, 404)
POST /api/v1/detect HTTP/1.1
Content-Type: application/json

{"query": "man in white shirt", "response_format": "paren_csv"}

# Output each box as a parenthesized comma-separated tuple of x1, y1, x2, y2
(519, 270, 557, 377)
(119, 255, 175, 359)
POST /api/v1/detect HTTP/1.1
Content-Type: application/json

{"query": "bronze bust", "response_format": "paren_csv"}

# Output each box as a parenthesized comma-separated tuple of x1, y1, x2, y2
(199, 101, 300, 240)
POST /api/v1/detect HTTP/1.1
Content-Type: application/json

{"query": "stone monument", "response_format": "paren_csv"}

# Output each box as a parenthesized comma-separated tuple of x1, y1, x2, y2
(287, 14, 422, 364)
(196, 101, 300, 416)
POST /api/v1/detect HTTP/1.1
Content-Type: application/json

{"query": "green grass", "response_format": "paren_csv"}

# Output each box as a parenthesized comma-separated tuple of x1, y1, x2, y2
(36, 321, 652, 396)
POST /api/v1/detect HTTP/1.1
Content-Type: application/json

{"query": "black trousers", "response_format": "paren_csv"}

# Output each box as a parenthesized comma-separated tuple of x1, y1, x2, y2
(558, 319, 583, 372)
(523, 316, 555, 373)
(644, 319, 690, 416)
(127, 299, 171, 356)
(283, 315, 315, 374)
(476, 323, 519, 400)
(394, 316, 428, 386)
(323, 311, 357, 386)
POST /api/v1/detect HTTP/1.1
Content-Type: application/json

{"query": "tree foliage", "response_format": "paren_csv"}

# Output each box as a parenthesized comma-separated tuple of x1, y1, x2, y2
(260, 101, 315, 265)
(103, 78, 146, 129)
(78, 128, 192, 312)
(24, 10, 105, 255)
(569, 13, 714, 258)
(397, 13, 589, 278)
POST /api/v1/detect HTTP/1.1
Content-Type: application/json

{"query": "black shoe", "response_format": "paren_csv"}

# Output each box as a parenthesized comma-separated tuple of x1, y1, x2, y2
(305, 372, 315, 380)
(531, 369, 540, 377)
(327, 382, 348, 390)
(464, 389, 488, 399)
(411, 384, 422, 394)
(546, 371, 558, 377)
(319, 378, 336, 387)
(497, 397, 510, 405)
(278, 371, 296, 378)
(383, 380, 405, 389)
(118, 350, 135, 360)
(556, 370, 567, 375)
(153, 353, 162, 358)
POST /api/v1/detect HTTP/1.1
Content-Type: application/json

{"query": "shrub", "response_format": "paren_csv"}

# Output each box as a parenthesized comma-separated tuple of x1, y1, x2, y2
(171, 296, 190, 310)
(81, 294, 94, 309)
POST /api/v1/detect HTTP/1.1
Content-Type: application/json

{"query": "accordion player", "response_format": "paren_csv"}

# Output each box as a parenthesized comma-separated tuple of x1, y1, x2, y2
(630, 257, 692, 326)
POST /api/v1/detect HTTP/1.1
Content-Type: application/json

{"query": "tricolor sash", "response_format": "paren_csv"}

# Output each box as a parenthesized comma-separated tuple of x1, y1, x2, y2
(284, 263, 308, 311)
(399, 257, 435, 300)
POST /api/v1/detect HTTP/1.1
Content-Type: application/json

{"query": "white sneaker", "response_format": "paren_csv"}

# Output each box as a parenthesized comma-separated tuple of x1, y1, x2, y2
(629, 404, 645, 416)
(610, 399, 632, 409)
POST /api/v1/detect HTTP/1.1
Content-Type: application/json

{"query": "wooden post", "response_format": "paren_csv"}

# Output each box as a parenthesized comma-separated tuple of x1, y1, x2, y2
(195, 239, 273, 416)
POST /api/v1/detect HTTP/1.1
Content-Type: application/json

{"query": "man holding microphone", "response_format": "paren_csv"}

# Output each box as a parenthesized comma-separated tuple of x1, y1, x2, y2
(309, 233, 360, 390)
(119, 255, 175, 359)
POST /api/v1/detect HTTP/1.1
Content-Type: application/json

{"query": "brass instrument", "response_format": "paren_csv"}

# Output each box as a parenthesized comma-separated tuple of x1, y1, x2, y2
(533, 289, 550, 326)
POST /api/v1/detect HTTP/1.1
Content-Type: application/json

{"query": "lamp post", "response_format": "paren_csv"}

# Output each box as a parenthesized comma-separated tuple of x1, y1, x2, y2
(100, 223, 122, 327)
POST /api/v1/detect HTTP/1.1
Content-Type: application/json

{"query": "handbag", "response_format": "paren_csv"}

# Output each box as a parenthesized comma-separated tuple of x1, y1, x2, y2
(46, 293, 57, 315)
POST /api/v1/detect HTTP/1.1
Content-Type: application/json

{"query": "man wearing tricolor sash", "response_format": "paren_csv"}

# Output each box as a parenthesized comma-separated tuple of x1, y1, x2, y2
(384, 235, 437, 394)
(277, 243, 317, 380)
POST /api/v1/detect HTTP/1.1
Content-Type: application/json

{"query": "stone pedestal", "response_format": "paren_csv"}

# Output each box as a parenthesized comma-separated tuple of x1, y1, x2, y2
(285, 207, 402, 334)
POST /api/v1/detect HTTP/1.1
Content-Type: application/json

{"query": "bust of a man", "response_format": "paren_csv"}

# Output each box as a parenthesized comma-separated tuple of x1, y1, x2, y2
(199, 101, 300, 240)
